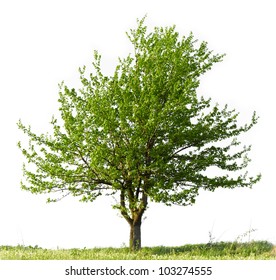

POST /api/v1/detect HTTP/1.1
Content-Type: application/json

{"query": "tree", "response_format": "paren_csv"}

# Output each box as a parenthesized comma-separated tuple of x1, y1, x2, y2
(17, 18, 261, 251)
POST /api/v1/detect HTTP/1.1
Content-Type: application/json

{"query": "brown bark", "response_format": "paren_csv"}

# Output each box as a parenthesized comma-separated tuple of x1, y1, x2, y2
(129, 220, 142, 251)
(119, 169, 149, 251)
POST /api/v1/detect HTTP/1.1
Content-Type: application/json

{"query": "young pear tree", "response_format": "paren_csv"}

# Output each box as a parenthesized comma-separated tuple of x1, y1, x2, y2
(18, 18, 261, 251)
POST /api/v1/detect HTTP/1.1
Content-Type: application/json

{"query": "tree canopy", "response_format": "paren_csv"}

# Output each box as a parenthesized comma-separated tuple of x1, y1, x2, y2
(18, 18, 261, 250)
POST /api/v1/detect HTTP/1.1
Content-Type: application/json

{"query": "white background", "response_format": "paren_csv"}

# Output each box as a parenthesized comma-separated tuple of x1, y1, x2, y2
(0, 0, 275, 249)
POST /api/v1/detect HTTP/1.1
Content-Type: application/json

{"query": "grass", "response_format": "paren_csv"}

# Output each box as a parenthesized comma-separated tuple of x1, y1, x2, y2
(0, 241, 275, 260)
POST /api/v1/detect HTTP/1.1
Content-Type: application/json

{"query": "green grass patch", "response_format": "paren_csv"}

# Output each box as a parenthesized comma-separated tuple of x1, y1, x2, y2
(0, 241, 275, 260)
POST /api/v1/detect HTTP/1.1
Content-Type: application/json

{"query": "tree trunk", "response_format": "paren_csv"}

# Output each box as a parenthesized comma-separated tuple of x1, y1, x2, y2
(129, 220, 142, 251)
(119, 188, 148, 251)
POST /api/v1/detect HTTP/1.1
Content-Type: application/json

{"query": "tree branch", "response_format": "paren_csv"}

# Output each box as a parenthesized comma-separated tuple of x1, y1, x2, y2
(120, 190, 132, 225)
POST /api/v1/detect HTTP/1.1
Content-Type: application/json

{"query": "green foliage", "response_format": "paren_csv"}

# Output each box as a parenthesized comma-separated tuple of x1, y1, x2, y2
(0, 242, 274, 260)
(17, 17, 261, 248)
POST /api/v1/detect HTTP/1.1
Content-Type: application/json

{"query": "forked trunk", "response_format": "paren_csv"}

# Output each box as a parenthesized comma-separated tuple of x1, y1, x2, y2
(119, 188, 148, 251)
(129, 221, 141, 251)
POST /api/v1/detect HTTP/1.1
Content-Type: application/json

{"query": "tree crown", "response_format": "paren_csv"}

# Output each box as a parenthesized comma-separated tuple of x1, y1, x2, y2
(18, 18, 260, 208)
